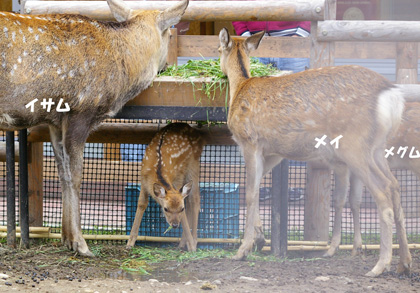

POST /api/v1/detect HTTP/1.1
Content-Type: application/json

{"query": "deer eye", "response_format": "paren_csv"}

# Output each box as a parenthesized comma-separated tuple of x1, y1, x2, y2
(181, 207, 185, 212)
(164, 207, 168, 212)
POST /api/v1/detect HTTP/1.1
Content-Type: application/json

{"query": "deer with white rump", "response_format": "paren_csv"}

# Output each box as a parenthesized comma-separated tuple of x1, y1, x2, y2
(325, 102, 420, 258)
(126, 123, 204, 251)
(0, 0, 189, 256)
(218, 28, 420, 277)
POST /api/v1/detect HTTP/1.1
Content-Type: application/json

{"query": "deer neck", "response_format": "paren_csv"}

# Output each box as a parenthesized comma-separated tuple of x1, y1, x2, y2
(226, 52, 251, 108)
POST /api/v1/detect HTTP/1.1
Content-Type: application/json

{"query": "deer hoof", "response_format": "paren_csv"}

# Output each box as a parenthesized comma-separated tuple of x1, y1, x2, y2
(323, 249, 335, 258)
(365, 269, 382, 278)
(397, 261, 411, 276)
(255, 237, 266, 252)
(351, 246, 363, 257)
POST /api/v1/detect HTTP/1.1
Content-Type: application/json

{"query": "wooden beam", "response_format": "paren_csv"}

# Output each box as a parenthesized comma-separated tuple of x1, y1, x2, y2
(27, 123, 235, 145)
(318, 21, 420, 42)
(24, 1, 326, 22)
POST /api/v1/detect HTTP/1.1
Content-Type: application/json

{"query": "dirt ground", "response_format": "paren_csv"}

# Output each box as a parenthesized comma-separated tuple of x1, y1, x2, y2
(0, 242, 419, 293)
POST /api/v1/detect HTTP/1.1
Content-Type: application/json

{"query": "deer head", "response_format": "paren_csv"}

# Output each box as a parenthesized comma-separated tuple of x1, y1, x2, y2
(153, 181, 193, 228)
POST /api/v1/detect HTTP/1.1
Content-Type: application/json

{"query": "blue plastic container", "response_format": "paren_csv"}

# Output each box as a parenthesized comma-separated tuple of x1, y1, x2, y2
(125, 182, 240, 248)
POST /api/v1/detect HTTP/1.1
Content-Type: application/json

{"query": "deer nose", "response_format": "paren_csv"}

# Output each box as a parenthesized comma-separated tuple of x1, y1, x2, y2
(172, 223, 179, 229)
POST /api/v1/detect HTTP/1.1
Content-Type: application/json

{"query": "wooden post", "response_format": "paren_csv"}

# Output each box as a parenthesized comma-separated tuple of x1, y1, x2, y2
(28, 142, 44, 227)
(304, 0, 336, 256)
(395, 42, 418, 217)
(0, 0, 12, 12)
(167, 28, 178, 66)
(396, 42, 418, 84)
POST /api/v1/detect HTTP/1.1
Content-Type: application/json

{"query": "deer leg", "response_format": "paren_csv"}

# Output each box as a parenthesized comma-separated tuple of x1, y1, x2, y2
(49, 121, 93, 257)
(374, 149, 411, 275)
(126, 188, 149, 248)
(179, 167, 200, 251)
(233, 146, 264, 260)
(349, 173, 364, 256)
(324, 165, 349, 257)
(179, 210, 196, 252)
(346, 157, 395, 277)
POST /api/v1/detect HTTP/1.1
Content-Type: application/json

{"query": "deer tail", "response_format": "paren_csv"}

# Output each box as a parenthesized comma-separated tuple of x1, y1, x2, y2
(396, 84, 420, 102)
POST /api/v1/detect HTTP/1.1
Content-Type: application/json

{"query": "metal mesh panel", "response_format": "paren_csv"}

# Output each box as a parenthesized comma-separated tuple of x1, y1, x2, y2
(1, 127, 420, 248)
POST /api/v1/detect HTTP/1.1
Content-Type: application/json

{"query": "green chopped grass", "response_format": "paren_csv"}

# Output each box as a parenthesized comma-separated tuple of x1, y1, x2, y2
(158, 57, 284, 107)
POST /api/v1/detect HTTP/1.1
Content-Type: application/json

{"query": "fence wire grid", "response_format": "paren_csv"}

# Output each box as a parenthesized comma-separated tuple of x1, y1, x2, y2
(1, 124, 420, 248)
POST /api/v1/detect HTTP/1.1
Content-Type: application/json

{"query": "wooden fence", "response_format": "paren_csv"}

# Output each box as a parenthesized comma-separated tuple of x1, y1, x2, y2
(1, 0, 420, 251)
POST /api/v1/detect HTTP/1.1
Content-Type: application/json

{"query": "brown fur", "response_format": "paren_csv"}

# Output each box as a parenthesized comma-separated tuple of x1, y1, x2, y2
(219, 28, 411, 277)
(126, 123, 204, 251)
(0, 0, 189, 256)
(326, 102, 420, 257)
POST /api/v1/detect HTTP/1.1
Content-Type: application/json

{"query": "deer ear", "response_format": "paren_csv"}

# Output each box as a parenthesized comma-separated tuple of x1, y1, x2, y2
(180, 181, 193, 198)
(158, 0, 189, 32)
(107, 0, 133, 22)
(153, 183, 167, 198)
(219, 27, 232, 50)
(245, 30, 264, 52)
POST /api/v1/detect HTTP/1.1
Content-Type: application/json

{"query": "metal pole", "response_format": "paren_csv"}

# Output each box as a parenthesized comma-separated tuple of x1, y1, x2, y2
(271, 164, 281, 256)
(271, 159, 289, 257)
(19, 129, 30, 248)
(279, 159, 289, 258)
(6, 131, 16, 248)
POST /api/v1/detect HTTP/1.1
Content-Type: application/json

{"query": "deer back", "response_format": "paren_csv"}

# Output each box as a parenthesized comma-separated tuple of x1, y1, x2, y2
(218, 28, 402, 162)
(141, 123, 204, 220)
(0, 0, 188, 130)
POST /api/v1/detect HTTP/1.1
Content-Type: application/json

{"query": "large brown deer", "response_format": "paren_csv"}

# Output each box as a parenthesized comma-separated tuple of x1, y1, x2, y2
(126, 123, 204, 251)
(325, 102, 420, 257)
(218, 28, 420, 277)
(0, 0, 189, 256)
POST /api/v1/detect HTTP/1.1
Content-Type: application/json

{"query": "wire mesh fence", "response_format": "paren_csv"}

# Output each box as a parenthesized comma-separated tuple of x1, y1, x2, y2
(1, 125, 420, 248)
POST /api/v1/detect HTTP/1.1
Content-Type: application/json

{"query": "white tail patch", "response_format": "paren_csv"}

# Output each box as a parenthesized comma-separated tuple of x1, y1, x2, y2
(0, 114, 15, 126)
(376, 87, 405, 136)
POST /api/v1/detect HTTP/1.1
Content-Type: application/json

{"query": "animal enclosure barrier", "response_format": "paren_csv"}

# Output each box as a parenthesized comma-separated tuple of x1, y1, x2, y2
(1, 0, 420, 253)
(1, 125, 420, 248)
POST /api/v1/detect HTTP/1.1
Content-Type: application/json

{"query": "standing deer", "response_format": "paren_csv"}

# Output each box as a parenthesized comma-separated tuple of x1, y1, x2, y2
(218, 28, 420, 277)
(0, 0, 189, 256)
(325, 102, 420, 257)
(126, 123, 204, 251)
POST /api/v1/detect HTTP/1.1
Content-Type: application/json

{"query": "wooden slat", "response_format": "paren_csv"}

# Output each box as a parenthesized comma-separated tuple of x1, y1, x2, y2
(177, 35, 311, 58)
(178, 36, 415, 59)
(318, 20, 420, 42)
(126, 76, 228, 107)
(24, 0, 326, 22)
(335, 42, 398, 59)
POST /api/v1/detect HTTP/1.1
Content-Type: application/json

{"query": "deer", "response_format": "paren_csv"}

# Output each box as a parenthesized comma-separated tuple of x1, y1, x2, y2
(325, 102, 420, 258)
(0, 0, 189, 256)
(126, 123, 204, 251)
(218, 27, 420, 277)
